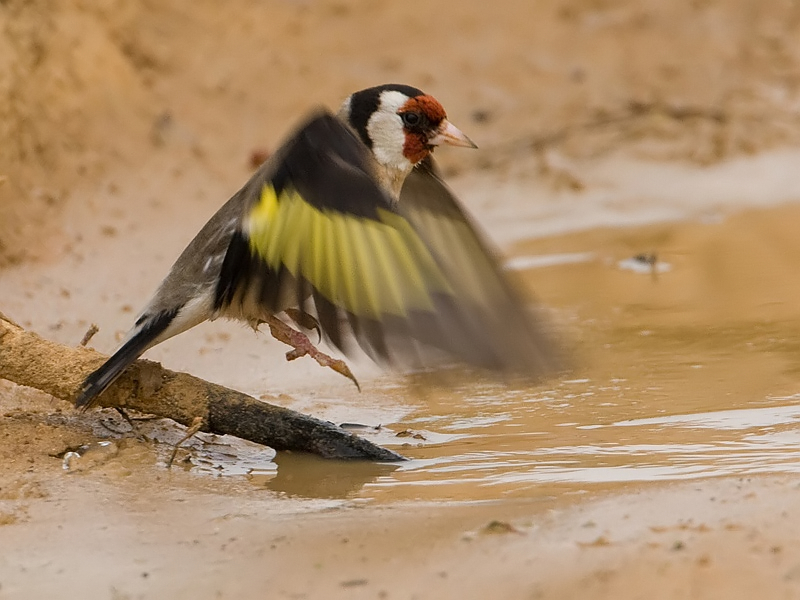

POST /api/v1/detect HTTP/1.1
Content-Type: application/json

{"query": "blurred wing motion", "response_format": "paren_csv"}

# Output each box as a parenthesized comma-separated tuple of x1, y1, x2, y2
(396, 157, 562, 373)
(216, 115, 562, 375)
(76, 111, 562, 411)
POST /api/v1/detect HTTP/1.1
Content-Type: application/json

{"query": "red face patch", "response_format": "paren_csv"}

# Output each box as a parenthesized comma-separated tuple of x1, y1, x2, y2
(399, 95, 447, 164)
(400, 95, 447, 124)
(402, 133, 429, 164)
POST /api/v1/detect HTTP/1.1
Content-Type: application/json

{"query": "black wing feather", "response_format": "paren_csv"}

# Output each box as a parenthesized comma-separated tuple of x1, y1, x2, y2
(213, 112, 561, 377)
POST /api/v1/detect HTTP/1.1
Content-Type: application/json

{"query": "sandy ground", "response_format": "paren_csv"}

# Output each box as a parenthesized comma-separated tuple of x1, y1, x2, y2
(5, 0, 800, 598)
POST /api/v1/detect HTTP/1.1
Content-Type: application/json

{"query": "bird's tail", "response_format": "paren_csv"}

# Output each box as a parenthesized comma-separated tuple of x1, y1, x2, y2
(75, 309, 177, 411)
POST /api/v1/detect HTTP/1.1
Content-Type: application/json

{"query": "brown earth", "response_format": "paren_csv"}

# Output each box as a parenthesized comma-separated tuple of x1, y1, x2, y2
(4, 0, 800, 266)
(4, 0, 800, 598)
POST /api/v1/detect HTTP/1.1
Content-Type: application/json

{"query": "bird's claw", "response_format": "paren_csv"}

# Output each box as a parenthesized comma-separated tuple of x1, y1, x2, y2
(264, 315, 360, 391)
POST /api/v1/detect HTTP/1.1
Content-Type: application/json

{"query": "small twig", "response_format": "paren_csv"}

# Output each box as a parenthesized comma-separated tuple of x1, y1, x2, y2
(99, 411, 134, 435)
(79, 324, 99, 347)
(633, 252, 660, 282)
(482, 100, 729, 165)
(167, 416, 205, 468)
(113, 406, 136, 428)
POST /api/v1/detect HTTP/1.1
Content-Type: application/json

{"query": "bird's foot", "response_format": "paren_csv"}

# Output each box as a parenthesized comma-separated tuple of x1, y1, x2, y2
(263, 315, 360, 391)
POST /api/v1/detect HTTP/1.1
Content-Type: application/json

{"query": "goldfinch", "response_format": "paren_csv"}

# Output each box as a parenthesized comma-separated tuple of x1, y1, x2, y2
(75, 84, 560, 410)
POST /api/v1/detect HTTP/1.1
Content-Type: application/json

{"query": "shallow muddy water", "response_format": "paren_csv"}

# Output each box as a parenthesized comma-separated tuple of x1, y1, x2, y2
(142, 203, 800, 505)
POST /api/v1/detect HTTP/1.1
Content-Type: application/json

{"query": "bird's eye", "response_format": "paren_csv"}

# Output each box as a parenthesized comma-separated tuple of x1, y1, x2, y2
(401, 111, 421, 127)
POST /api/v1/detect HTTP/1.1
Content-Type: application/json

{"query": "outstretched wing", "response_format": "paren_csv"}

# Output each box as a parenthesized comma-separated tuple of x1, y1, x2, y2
(214, 113, 561, 374)
(396, 157, 563, 375)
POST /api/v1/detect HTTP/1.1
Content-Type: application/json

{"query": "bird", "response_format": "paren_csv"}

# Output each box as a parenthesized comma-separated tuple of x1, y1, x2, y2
(75, 83, 561, 410)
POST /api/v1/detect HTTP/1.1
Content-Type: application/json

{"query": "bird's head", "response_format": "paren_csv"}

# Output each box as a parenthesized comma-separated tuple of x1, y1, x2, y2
(338, 84, 476, 192)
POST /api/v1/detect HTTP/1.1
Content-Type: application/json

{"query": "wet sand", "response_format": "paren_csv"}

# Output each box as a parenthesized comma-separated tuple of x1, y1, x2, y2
(5, 168, 800, 600)
(4, 1, 800, 598)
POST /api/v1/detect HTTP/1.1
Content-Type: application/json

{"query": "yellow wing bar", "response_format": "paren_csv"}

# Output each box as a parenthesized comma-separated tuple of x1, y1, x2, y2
(246, 184, 452, 319)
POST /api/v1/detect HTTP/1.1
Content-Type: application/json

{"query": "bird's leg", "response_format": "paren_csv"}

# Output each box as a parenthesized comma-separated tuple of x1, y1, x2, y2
(284, 308, 321, 342)
(262, 314, 360, 390)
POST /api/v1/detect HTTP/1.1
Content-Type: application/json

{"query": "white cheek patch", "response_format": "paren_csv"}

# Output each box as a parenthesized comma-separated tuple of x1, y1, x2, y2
(366, 90, 413, 171)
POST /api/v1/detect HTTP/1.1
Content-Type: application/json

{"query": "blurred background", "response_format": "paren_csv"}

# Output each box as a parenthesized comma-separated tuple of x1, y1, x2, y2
(3, 0, 800, 265)
(6, 2, 800, 598)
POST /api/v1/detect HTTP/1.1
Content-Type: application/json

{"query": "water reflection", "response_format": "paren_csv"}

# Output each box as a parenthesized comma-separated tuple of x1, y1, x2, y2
(262, 452, 401, 499)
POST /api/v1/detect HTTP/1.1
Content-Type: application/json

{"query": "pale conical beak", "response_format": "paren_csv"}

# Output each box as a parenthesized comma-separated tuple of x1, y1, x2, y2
(429, 120, 478, 149)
